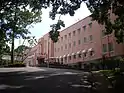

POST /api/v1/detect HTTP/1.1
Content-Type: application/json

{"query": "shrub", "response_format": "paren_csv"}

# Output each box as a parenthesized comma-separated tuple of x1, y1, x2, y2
(99, 69, 124, 93)
(6, 62, 25, 67)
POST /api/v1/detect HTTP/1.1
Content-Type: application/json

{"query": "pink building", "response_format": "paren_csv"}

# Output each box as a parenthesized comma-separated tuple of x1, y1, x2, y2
(37, 33, 55, 64)
(24, 45, 39, 66)
(25, 16, 124, 67)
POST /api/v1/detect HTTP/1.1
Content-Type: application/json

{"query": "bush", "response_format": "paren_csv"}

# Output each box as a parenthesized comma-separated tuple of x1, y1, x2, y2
(99, 69, 124, 93)
(5, 62, 25, 67)
(89, 58, 124, 71)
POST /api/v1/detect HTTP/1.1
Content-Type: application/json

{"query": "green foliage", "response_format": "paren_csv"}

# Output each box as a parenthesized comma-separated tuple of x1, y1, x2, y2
(14, 45, 29, 53)
(0, 40, 10, 59)
(86, 0, 124, 43)
(99, 69, 120, 78)
(27, 36, 38, 46)
(0, 0, 42, 63)
(0, 4, 42, 40)
(6, 62, 25, 67)
(99, 69, 124, 92)
(49, 20, 65, 42)
(48, 0, 83, 42)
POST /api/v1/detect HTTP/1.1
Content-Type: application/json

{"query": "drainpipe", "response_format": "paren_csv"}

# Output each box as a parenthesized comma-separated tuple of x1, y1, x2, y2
(67, 34, 69, 64)
(107, 35, 111, 58)
(47, 37, 50, 68)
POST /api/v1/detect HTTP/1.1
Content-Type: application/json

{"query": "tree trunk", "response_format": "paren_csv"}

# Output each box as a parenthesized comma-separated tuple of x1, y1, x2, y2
(11, 31, 14, 63)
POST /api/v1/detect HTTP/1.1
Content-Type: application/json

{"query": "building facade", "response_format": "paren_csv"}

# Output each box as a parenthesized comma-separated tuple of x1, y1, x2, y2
(24, 16, 124, 67)
(24, 33, 55, 66)
(23, 45, 38, 66)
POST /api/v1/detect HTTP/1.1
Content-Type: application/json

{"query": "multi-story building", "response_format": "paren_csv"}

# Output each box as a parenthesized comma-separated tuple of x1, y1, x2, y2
(24, 16, 124, 67)
(36, 33, 55, 64)
(24, 33, 55, 66)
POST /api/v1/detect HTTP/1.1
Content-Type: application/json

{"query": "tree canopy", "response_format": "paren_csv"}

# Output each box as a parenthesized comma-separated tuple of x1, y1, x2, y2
(0, 0, 42, 41)
(87, 0, 124, 43)
(0, 0, 42, 63)
(14, 45, 29, 54)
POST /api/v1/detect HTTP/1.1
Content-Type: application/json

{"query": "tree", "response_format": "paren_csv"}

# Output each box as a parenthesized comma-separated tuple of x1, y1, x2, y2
(14, 45, 29, 54)
(14, 36, 38, 62)
(0, 39, 10, 63)
(0, 0, 42, 63)
(27, 36, 38, 47)
(49, 20, 65, 42)
(14, 45, 29, 62)
(86, 0, 124, 43)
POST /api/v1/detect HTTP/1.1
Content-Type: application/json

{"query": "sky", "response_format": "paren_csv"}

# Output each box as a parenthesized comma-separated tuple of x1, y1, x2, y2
(14, 2, 91, 48)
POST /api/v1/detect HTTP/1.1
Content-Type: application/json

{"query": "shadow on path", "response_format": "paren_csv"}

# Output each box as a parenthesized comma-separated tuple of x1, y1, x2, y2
(0, 70, 88, 93)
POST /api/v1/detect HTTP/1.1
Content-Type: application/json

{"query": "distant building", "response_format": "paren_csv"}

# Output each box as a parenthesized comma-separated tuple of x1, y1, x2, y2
(24, 15, 124, 68)
(2, 55, 11, 60)
(2, 54, 22, 62)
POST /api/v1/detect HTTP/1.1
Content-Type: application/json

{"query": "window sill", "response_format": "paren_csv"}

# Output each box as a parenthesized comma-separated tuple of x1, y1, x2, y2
(102, 34, 113, 39)
(102, 51, 114, 55)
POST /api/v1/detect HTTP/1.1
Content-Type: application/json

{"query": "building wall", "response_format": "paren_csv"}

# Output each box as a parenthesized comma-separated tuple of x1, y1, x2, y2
(101, 12, 124, 58)
(54, 17, 103, 64)
(41, 33, 54, 58)
(37, 37, 44, 55)
(101, 33, 124, 57)
(54, 16, 124, 64)
(25, 15, 124, 66)
(24, 45, 38, 66)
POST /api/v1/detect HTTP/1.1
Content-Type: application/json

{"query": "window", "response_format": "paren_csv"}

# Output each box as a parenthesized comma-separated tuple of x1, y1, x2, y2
(89, 22, 92, 28)
(78, 40, 81, 45)
(84, 37, 87, 43)
(69, 56, 71, 60)
(84, 53, 87, 57)
(108, 42, 114, 51)
(65, 44, 67, 49)
(69, 33, 71, 38)
(78, 28, 81, 34)
(65, 57, 67, 62)
(73, 41, 76, 46)
(57, 59, 59, 62)
(73, 55, 76, 59)
(103, 44, 107, 52)
(78, 54, 81, 58)
(90, 51, 94, 56)
(65, 35, 67, 40)
(69, 43, 71, 48)
(58, 48, 60, 52)
(89, 35, 93, 41)
(73, 31, 76, 36)
(83, 26, 86, 31)
(61, 37, 63, 42)
(61, 46, 63, 51)
(61, 58, 63, 62)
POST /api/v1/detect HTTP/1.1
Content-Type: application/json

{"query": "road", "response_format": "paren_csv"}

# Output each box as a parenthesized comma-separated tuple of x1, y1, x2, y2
(0, 67, 90, 93)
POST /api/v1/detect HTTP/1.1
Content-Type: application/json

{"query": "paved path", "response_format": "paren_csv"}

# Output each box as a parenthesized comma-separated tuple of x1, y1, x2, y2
(0, 67, 89, 93)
